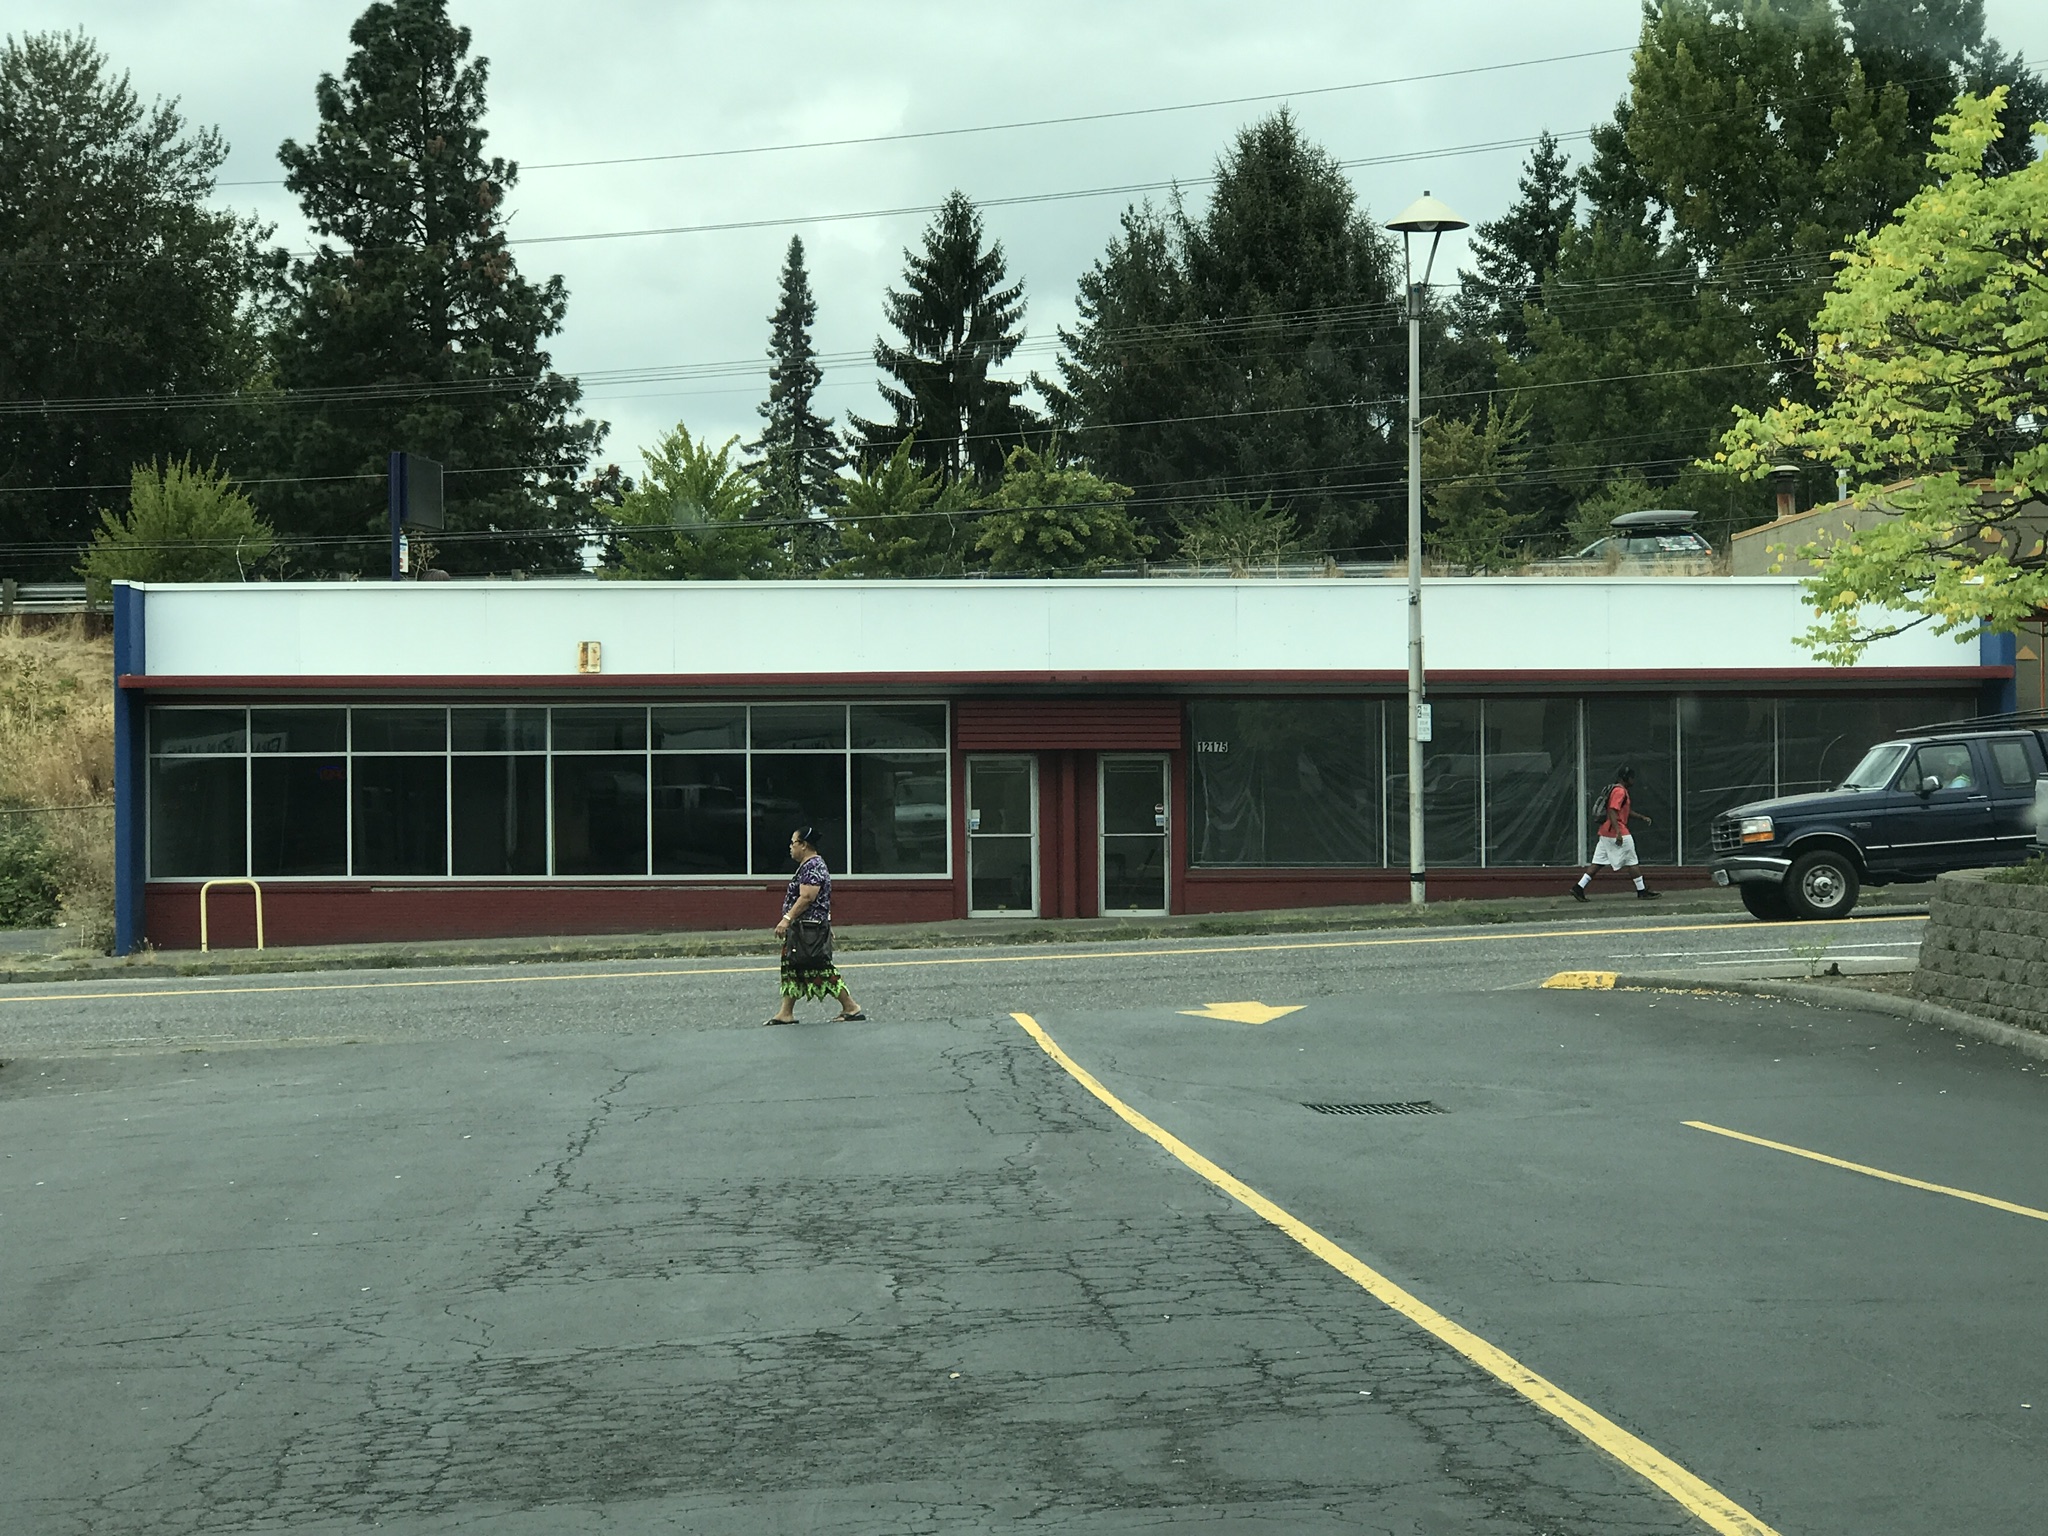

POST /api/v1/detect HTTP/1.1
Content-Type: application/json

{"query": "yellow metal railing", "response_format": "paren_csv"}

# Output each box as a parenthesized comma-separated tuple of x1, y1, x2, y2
(198, 878, 265, 952)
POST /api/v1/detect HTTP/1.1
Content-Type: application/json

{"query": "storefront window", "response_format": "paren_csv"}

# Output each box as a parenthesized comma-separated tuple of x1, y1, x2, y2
(352, 755, 447, 875)
(553, 755, 648, 875)
(1188, 700, 1381, 866)
(751, 753, 847, 872)
(1484, 699, 1579, 867)
(651, 754, 747, 874)
(149, 754, 246, 877)
(853, 753, 949, 874)
(1586, 697, 1676, 865)
(1388, 699, 1481, 868)
(452, 755, 547, 875)
(1679, 696, 1775, 864)
(1777, 695, 1963, 797)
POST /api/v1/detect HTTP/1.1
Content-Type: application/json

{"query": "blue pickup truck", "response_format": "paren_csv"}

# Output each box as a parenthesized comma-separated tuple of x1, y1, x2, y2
(1710, 715, 2048, 920)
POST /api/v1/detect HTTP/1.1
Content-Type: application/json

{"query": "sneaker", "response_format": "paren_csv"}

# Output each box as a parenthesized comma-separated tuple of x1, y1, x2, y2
(1635, 888, 1662, 899)
(1571, 885, 1589, 902)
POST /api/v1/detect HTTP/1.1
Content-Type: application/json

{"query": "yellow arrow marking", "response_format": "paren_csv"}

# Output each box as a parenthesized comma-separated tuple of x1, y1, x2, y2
(1178, 1001, 1305, 1025)
(1542, 970, 1617, 990)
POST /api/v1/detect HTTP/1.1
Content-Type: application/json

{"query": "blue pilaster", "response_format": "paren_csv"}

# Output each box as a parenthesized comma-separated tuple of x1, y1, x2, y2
(112, 582, 147, 954)
(1982, 628, 2019, 716)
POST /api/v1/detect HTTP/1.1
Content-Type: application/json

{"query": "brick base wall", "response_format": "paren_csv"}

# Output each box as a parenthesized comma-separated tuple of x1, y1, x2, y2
(1916, 870, 2048, 1033)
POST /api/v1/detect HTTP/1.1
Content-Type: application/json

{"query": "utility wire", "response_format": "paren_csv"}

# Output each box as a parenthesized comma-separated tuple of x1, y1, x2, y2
(215, 47, 1635, 188)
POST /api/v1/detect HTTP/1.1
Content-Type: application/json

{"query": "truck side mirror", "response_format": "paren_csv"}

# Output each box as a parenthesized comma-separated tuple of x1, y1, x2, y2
(1919, 775, 1941, 795)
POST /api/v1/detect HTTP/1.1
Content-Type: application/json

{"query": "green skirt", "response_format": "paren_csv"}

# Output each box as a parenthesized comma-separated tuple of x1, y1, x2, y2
(780, 924, 840, 1000)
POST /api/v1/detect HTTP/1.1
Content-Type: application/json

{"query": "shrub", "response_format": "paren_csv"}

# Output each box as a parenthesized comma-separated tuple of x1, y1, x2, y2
(1988, 856, 2048, 886)
(77, 458, 273, 601)
(0, 821, 63, 928)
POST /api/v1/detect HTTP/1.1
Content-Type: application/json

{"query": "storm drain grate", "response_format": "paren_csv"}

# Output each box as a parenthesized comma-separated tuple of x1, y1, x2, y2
(1304, 1101, 1444, 1117)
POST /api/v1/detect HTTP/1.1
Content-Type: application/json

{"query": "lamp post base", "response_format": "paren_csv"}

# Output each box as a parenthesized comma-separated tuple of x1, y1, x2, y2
(1409, 872, 1426, 907)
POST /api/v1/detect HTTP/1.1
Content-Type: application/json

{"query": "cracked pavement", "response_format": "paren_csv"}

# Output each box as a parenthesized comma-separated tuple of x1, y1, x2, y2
(2, 913, 2043, 1533)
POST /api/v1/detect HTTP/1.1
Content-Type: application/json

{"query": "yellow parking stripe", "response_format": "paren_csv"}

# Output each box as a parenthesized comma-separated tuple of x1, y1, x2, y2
(1012, 1010, 1779, 1536)
(1686, 1120, 2048, 1223)
(0, 914, 1920, 1007)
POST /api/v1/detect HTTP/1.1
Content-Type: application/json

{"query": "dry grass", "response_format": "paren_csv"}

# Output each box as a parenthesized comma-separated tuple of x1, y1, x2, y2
(0, 616, 115, 949)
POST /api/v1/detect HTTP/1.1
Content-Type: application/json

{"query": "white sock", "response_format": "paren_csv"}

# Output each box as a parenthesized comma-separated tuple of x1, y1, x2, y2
(1633, 875, 1647, 892)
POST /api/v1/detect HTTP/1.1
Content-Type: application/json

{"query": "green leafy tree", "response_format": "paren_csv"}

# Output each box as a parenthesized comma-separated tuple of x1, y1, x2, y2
(750, 236, 844, 569)
(1173, 496, 1301, 574)
(0, 31, 266, 579)
(1423, 397, 1534, 572)
(1712, 91, 2048, 661)
(832, 440, 971, 578)
(848, 191, 1035, 484)
(1046, 110, 1405, 557)
(77, 458, 274, 599)
(1513, 0, 2044, 550)
(1565, 470, 1662, 552)
(264, 0, 603, 576)
(973, 444, 1149, 575)
(604, 426, 772, 581)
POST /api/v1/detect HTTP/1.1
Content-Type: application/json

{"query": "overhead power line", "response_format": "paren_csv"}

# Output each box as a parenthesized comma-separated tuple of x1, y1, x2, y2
(215, 47, 1634, 188)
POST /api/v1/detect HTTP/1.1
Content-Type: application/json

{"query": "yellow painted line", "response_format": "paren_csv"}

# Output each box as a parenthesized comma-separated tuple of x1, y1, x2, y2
(1686, 1120, 2048, 1224)
(0, 913, 1923, 1008)
(1011, 1011, 1778, 1536)
(1543, 970, 1618, 990)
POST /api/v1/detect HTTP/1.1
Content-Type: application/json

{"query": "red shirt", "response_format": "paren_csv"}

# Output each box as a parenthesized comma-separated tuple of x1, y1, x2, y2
(1600, 783, 1632, 839)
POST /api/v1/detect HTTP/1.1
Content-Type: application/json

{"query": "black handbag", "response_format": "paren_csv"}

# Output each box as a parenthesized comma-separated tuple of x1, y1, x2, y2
(785, 920, 832, 965)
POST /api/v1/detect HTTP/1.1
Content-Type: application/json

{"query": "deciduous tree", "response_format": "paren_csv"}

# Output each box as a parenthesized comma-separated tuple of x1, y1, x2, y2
(78, 459, 273, 599)
(1712, 92, 2047, 660)
(973, 444, 1148, 575)
(603, 426, 773, 581)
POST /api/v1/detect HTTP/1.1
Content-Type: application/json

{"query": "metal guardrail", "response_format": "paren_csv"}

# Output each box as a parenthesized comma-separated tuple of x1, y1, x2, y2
(0, 580, 101, 615)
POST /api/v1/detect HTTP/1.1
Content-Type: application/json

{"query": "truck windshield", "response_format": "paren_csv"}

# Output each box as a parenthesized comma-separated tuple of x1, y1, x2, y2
(1839, 741, 1909, 790)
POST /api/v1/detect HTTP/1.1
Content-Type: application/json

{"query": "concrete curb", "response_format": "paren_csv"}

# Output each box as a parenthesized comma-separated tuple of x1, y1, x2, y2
(1615, 971, 2048, 1063)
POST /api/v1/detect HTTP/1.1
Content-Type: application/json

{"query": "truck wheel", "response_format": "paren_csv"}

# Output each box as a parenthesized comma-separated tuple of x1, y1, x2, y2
(1785, 849, 1860, 920)
(1739, 884, 1793, 922)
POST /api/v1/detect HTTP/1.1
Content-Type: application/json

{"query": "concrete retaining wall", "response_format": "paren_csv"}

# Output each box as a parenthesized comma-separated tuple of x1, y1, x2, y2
(1916, 869, 2048, 1032)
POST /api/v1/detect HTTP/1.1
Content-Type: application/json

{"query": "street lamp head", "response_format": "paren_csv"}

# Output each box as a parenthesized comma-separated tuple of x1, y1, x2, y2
(1386, 191, 1470, 234)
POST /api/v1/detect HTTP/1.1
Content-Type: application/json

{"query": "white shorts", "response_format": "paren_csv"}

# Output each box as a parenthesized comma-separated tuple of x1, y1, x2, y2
(1591, 834, 1638, 869)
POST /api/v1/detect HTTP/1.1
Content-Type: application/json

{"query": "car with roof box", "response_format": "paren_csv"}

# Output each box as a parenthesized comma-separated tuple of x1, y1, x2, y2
(1709, 711, 2048, 920)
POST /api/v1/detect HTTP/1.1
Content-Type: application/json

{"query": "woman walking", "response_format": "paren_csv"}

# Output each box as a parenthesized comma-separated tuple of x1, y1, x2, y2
(766, 826, 866, 1025)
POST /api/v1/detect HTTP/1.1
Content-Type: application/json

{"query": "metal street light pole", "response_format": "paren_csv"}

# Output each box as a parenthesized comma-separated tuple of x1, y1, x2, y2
(1386, 192, 1468, 908)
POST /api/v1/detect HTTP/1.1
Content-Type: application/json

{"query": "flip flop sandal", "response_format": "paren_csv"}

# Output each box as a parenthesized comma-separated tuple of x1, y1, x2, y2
(763, 1016, 795, 1027)
(834, 1011, 867, 1022)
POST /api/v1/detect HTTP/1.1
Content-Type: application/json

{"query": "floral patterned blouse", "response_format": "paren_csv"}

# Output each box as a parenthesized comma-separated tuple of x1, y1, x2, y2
(783, 854, 832, 923)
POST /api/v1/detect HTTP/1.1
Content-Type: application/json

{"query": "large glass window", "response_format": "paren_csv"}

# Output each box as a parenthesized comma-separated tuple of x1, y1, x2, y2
(1586, 697, 1676, 864)
(853, 753, 949, 874)
(352, 756, 447, 875)
(751, 753, 847, 872)
(248, 708, 348, 877)
(1778, 695, 1963, 797)
(1680, 696, 1775, 863)
(452, 755, 547, 875)
(553, 755, 648, 875)
(1388, 699, 1482, 868)
(1484, 699, 1579, 867)
(1188, 700, 1381, 866)
(652, 754, 747, 874)
(149, 755, 246, 877)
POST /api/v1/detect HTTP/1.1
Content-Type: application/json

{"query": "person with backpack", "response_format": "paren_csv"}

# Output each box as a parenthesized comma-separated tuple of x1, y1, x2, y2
(1573, 765, 1659, 900)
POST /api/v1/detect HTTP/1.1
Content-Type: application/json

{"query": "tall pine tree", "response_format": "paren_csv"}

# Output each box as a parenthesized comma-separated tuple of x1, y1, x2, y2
(1454, 132, 1575, 359)
(848, 191, 1034, 484)
(749, 236, 842, 568)
(0, 31, 266, 579)
(264, 0, 602, 575)
(1047, 110, 1405, 556)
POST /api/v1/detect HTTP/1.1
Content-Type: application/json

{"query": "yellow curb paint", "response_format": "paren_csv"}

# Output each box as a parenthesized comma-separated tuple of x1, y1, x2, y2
(1542, 971, 1618, 990)
(1686, 1120, 2048, 1224)
(0, 913, 1922, 1008)
(1178, 1001, 1305, 1024)
(1011, 1010, 1780, 1536)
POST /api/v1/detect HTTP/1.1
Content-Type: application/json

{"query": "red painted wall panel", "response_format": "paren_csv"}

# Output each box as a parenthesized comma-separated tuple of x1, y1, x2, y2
(956, 698, 1183, 750)
(143, 880, 956, 952)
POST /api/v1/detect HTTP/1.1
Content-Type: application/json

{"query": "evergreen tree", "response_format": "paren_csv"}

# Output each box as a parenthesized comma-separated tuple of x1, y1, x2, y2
(0, 31, 266, 579)
(849, 191, 1034, 484)
(972, 445, 1149, 576)
(832, 440, 972, 578)
(750, 236, 843, 568)
(1455, 132, 1576, 358)
(1422, 396, 1534, 573)
(264, 0, 603, 575)
(1046, 110, 1406, 557)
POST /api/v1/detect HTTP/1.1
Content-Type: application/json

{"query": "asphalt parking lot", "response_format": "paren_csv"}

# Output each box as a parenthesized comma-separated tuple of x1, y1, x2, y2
(4, 912, 2041, 1534)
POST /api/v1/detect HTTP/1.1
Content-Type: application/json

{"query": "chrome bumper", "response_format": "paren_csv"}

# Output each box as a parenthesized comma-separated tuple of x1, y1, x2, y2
(1710, 854, 1792, 886)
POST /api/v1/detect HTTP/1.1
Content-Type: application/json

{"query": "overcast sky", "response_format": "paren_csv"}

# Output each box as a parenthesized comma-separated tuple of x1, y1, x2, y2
(16, 1, 2048, 477)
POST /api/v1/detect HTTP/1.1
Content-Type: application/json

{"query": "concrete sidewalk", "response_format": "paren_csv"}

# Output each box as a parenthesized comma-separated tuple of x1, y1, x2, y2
(0, 883, 1936, 985)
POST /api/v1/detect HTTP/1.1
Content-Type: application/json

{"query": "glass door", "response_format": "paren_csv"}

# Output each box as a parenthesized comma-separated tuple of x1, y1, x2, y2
(967, 756, 1037, 915)
(1100, 754, 1169, 914)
